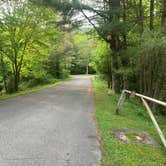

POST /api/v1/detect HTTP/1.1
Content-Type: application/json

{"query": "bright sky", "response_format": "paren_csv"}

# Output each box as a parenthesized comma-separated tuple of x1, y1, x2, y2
(0, 0, 99, 28)
(75, 0, 100, 28)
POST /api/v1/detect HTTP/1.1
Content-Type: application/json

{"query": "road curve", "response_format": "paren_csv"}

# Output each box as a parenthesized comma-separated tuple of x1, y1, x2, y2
(0, 76, 101, 166)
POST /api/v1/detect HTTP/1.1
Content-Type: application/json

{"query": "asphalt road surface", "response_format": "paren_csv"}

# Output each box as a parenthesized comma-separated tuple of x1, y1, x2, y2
(0, 76, 101, 166)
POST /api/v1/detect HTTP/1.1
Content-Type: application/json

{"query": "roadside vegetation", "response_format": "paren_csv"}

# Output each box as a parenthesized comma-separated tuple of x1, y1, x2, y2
(93, 77, 166, 166)
(0, 1, 96, 98)
(0, 0, 166, 164)
(40, 0, 166, 107)
(0, 78, 70, 100)
(1, 0, 166, 106)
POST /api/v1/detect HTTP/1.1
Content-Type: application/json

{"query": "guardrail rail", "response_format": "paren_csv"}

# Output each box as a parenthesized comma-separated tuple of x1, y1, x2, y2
(116, 90, 166, 148)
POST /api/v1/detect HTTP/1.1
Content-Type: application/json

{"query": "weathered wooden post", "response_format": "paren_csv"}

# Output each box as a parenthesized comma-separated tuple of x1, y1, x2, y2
(116, 90, 126, 114)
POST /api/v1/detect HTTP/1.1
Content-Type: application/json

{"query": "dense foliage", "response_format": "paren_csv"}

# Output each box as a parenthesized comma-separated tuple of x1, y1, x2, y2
(0, 1, 59, 93)
(39, 0, 166, 102)
(0, 0, 166, 110)
(0, 1, 97, 94)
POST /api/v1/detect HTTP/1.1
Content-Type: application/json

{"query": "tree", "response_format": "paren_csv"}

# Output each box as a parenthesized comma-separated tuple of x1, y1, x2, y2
(46, 33, 74, 79)
(161, 0, 166, 32)
(2, 0, 165, 108)
(150, 0, 154, 30)
(73, 33, 97, 75)
(92, 40, 112, 88)
(39, 0, 124, 92)
(139, 0, 144, 34)
(0, 1, 57, 92)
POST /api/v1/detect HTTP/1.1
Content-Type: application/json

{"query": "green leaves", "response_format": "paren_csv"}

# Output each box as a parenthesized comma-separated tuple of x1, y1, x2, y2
(0, 1, 60, 92)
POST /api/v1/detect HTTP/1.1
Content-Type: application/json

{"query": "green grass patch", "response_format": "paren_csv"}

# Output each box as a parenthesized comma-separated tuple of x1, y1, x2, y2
(0, 77, 71, 100)
(93, 78, 166, 166)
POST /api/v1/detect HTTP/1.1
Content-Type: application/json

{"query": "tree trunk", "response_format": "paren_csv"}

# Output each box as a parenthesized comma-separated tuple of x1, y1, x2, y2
(147, 54, 153, 97)
(111, 51, 120, 93)
(122, 0, 129, 90)
(123, 0, 127, 49)
(3, 76, 7, 93)
(0, 54, 7, 92)
(161, 0, 166, 32)
(107, 52, 112, 89)
(139, 0, 144, 34)
(150, 0, 154, 30)
(86, 65, 89, 75)
(109, 0, 121, 93)
(14, 72, 19, 92)
(107, 77, 111, 89)
(139, 54, 144, 93)
(56, 58, 60, 79)
(13, 58, 20, 92)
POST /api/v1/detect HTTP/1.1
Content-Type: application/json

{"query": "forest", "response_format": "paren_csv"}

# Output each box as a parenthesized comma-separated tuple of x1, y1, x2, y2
(0, 0, 166, 105)
(0, 1, 166, 165)
(0, 1, 97, 94)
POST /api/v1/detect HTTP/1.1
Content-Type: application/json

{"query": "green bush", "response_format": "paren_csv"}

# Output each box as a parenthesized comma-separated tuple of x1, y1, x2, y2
(26, 74, 56, 87)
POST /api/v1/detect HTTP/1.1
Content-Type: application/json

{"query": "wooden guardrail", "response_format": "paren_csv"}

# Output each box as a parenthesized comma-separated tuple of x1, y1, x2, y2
(116, 90, 166, 148)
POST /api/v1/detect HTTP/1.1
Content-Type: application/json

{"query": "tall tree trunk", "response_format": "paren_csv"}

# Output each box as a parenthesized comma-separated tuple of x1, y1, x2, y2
(150, 0, 154, 30)
(111, 50, 120, 93)
(109, 0, 121, 93)
(139, 0, 144, 34)
(161, 0, 166, 32)
(56, 59, 60, 79)
(13, 59, 20, 92)
(123, 0, 127, 49)
(13, 51, 19, 92)
(147, 0, 156, 97)
(107, 51, 112, 88)
(0, 54, 8, 92)
(122, 0, 129, 90)
(147, 53, 153, 97)
(139, 0, 144, 94)
(14, 72, 19, 92)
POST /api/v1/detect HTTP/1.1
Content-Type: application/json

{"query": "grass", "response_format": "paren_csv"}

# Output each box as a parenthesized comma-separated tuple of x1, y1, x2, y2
(0, 77, 71, 100)
(93, 78, 166, 166)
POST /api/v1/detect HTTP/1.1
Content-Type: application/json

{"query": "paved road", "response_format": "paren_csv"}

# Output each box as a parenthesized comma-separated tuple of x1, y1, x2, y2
(0, 76, 101, 166)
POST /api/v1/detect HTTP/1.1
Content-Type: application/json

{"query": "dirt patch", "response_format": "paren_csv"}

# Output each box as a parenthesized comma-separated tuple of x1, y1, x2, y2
(112, 129, 160, 146)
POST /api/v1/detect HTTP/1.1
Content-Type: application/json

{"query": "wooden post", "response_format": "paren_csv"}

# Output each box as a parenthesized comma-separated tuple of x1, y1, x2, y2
(141, 98, 166, 148)
(116, 90, 126, 114)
